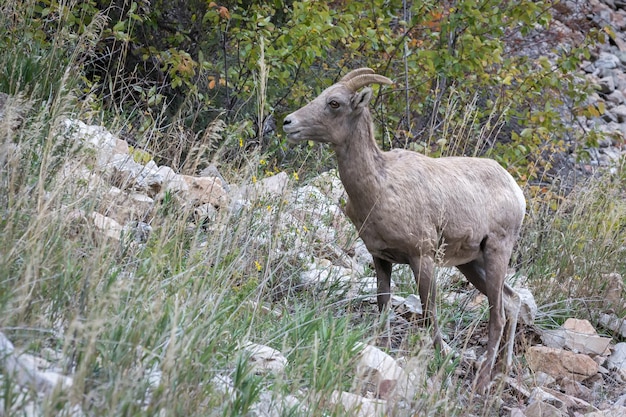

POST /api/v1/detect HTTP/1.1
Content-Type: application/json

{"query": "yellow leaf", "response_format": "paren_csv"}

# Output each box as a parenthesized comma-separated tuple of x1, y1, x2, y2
(208, 79, 216, 89)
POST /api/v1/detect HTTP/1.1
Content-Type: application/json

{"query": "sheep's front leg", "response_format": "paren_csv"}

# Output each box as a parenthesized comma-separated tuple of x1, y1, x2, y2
(373, 257, 392, 312)
(408, 256, 443, 348)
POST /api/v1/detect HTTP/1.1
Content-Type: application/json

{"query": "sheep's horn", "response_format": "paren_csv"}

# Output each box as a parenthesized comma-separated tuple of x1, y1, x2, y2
(342, 73, 393, 92)
(339, 68, 376, 83)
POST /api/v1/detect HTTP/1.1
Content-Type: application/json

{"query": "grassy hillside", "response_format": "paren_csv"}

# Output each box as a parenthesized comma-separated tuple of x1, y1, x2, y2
(1, 1, 625, 416)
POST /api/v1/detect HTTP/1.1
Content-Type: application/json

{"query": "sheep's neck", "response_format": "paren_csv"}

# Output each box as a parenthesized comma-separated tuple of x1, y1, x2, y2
(334, 113, 386, 208)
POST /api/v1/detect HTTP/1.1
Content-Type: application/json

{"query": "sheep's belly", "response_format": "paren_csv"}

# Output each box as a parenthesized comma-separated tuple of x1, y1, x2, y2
(362, 231, 483, 266)
(371, 248, 411, 264)
(368, 247, 479, 266)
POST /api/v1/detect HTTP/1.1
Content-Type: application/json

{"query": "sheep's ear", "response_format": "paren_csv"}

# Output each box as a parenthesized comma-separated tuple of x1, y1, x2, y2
(351, 87, 373, 110)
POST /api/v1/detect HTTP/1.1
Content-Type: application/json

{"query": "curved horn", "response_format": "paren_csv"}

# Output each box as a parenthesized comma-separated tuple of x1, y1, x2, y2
(339, 67, 376, 83)
(342, 73, 393, 92)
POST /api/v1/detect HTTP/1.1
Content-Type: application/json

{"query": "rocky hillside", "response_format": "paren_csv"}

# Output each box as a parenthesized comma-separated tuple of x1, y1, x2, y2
(1, 108, 624, 415)
(0, 1, 625, 416)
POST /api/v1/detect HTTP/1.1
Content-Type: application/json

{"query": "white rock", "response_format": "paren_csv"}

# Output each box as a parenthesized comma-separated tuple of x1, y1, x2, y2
(583, 406, 626, 417)
(105, 153, 163, 196)
(308, 169, 346, 202)
(541, 319, 612, 356)
(529, 387, 564, 409)
(0, 333, 73, 394)
(607, 342, 626, 380)
(516, 287, 537, 325)
(598, 313, 626, 338)
(300, 259, 354, 292)
(242, 342, 288, 375)
(235, 172, 290, 200)
(157, 166, 189, 193)
(91, 212, 123, 240)
(104, 187, 155, 224)
(353, 343, 415, 400)
(391, 294, 422, 317)
(64, 118, 119, 165)
(352, 239, 373, 267)
(328, 390, 387, 417)
(251, 391, 306, 417)
(211, 374, 234, 396)
(257, 172, 289, 196)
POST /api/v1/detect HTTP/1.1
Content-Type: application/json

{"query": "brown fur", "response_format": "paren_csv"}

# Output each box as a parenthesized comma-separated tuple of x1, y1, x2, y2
(283, 69, 526, 392)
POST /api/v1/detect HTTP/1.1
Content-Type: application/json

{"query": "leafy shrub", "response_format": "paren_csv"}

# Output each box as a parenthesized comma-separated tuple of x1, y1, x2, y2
(2, 0, 595, 182)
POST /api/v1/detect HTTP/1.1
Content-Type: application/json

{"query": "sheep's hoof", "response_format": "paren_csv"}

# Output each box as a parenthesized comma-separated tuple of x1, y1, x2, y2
(471, 357, 496, 394)
(473, 370, 492, 395)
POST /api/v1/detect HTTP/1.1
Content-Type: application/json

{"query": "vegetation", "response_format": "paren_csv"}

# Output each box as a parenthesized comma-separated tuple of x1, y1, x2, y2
(0, 0, 624, 416)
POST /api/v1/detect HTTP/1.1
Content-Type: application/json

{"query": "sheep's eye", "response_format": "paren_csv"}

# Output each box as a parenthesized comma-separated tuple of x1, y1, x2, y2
(328, 100, 340, 109)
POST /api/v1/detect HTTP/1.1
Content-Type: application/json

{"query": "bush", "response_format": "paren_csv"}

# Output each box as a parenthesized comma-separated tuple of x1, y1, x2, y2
(1, 0, 595, 182)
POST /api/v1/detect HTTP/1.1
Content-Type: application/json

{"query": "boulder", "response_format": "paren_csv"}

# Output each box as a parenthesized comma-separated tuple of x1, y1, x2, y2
(181, 174, 228, 208)
(327, 390, 387, 417)
(607, 342, 626, 380)
(106, 154, 163, 197)
(524, 400, 564, 417)
(90, 212, 124, 240)
(541, 318, 612, 356)
(526, 346, 599, 381)
(242, 342, 288, 375)
(354, 343, 415, 400)
(103, 187, 155, 224)
(517, 287, 537, 325)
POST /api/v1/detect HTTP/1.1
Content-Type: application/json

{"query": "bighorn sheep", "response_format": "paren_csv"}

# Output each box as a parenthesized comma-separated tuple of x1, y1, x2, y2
(283, 68, 526, 391)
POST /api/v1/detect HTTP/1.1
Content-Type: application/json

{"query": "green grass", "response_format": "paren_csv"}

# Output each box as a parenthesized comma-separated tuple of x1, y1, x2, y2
(518, 167, 626, 322)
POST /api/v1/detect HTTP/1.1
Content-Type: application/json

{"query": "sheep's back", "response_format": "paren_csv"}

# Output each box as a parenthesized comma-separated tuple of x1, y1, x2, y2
(357, 151, 525, 262)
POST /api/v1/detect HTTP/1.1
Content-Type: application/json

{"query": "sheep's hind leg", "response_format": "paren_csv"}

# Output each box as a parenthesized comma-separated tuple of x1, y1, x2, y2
(458, 264, 521, 376)
(408, 256, 443, 349)
(457, 256, 507, 393)
(478, 249, 508, 393)
(497, 283, 520, 373)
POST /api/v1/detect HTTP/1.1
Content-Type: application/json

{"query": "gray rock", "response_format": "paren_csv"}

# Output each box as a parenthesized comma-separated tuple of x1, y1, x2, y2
(597, 76, 616, 94)
(559, 318, 611, 356)
(605, 89, 625, 104)
(524, 400, 564, 417)
(517, 287, 537, 326)
(611, 103, 626, 121)
(596, 52, 621, 70)
(199, 164, 230, 192)
(607, 342, 626, 380)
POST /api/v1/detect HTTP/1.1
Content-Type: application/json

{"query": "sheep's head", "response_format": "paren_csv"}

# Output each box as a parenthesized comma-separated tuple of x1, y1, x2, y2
(283, 68, 392, 146)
